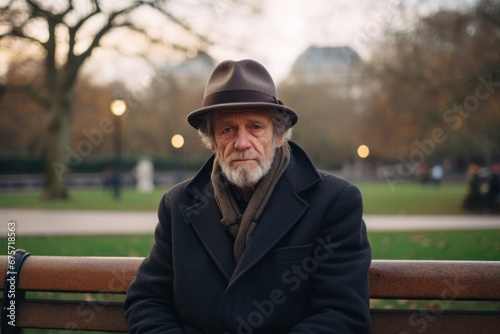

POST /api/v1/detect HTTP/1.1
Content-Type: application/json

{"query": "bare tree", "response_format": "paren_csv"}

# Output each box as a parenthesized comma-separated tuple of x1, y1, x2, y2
(0, 0, 247, 199)
(359, 0, 500, 166)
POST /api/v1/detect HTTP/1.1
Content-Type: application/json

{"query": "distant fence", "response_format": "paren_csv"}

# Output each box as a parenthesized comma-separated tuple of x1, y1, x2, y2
(0, 172, 194, 191)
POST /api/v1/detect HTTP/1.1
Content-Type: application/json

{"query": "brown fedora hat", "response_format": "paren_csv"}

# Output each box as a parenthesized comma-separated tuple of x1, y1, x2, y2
(187, 59, 298, 129)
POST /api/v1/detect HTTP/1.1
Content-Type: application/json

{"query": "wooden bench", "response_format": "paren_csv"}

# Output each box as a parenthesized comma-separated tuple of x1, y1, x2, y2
(1, 255, 499, 333)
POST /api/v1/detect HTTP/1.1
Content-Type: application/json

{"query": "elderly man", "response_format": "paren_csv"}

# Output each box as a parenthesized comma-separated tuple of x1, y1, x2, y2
(125, 59, 371, 333)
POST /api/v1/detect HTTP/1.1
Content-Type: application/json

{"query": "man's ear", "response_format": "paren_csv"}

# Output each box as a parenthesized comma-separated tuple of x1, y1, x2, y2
(275, 134, 285, 148)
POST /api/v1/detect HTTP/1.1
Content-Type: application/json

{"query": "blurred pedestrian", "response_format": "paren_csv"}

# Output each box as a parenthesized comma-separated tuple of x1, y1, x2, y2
(431, 163, 444, 186)
(462, 163, 484, 210)
(484, 164, 500, 213)
(417, 163, 430, 185)
(101, 166, 113, 191)
(112, 168, 121, 200)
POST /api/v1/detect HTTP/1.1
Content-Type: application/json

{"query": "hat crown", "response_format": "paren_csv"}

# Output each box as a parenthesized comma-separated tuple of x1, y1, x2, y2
(187, 59, 298, 129)
(203, 59, 278, 106)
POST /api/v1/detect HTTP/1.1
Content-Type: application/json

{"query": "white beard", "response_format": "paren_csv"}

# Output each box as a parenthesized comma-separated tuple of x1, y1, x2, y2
(218, 146, 276, 189)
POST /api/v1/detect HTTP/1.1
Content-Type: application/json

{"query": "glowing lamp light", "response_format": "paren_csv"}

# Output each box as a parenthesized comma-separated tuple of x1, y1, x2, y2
(171, 134, 185, 149)
(357, 145, 370, 159)
(110, 99, 127, 116)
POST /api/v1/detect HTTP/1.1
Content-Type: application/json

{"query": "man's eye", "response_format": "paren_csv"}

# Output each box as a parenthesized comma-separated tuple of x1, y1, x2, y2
(250, 124, 263, 130)
(222, 127, 233, 134)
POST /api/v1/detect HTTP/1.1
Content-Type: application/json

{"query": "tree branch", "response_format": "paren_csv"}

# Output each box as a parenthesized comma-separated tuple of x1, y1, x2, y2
(26, 0, 50, 19)
(2, 27, 46, 48)
(477, 9, 500, 28)
(70, 2, 143, 64)
(145, 1, 212, 47)
(60, 0, 74, 17)
(0, 0, 14, 11)
(0, 2, 46, 49)
(3, 83, 50, 109)
(67, 0, 102, 57)
(63, 3, 144, 89)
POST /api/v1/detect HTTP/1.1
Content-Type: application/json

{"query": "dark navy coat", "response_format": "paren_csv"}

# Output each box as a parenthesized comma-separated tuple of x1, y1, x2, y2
(125, 142, 371, 333)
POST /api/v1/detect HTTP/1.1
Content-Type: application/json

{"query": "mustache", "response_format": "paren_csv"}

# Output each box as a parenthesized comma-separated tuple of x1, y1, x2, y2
(227, 152, 262, 162)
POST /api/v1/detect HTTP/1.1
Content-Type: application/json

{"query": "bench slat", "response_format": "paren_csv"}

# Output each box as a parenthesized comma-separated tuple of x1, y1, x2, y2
(370, 310, 500, 334)
(2, 257, 499, 300)
(18, 300, 127, 332)
(369, 260, 500, 300)
(15, 301, 500, 334)
(1, 256, 142, 293)
(0, 256, 499, 333)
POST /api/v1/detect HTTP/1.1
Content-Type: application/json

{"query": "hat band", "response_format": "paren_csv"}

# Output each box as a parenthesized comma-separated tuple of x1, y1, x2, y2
(203, 90, 279, 107)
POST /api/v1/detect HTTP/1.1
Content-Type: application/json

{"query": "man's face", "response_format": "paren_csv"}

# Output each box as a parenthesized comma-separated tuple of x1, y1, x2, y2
(213, 110, 284, 189)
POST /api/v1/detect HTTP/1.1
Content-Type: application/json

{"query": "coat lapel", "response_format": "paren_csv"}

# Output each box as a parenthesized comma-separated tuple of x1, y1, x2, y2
(230, 142, 322, 283)
(186, 200, 235, 281)
(182, 156, 236, 281)
(182, 142, 322, 285)
(230, 179, 309, 283)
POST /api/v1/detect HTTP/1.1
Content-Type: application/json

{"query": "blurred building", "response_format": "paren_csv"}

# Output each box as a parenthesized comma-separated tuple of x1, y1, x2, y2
(157, 51, 216, 88)
(285, 45, 364, 99)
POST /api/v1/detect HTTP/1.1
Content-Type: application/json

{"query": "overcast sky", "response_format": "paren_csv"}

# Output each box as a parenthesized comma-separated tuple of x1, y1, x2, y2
(83, 0, 476, 89)
(219, 0, 477, 80)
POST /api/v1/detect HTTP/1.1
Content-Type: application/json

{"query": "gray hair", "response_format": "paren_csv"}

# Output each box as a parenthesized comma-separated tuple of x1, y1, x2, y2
(197, 109, 294, 150)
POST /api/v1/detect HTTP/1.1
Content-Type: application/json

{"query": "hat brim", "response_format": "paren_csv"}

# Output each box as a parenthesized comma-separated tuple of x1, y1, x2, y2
(187, 102, 298, 129)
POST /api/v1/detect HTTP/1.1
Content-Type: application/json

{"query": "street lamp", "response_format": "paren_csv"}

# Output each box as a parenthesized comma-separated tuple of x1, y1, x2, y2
(357, 145, 370, 159)
(356, 144, 370, 181)
(110, 99, 126, 200)
(171, 134, 184, 183)
(171, 134, 184, 149)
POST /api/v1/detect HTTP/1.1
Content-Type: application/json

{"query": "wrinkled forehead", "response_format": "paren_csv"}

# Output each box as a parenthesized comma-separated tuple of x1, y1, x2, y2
(212, 109, 273, 122)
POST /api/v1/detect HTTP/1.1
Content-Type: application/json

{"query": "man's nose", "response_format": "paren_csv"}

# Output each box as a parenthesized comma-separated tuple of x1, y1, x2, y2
(234, 129, 251, 151)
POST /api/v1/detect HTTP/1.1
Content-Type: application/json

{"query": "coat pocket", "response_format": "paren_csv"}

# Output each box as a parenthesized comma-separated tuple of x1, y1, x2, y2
(268, 243, 314, 264)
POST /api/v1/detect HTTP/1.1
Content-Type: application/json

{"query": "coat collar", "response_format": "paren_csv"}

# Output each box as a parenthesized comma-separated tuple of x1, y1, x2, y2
(182, 141, 322, 282)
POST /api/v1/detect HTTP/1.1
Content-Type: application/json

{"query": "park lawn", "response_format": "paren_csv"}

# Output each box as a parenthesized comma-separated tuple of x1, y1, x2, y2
(368, 230, 500, 260)
(0, 181, 472, 214)
(2, 229, 498, 260)
(355, 182, 469, 215)
(0, 187, 166, 211)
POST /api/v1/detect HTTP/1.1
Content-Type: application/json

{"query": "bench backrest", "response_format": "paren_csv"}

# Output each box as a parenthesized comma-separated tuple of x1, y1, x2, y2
(1, 256, 499, 333)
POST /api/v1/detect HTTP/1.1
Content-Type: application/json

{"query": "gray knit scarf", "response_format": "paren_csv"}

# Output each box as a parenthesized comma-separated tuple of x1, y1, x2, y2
(211, 143, 291, 264)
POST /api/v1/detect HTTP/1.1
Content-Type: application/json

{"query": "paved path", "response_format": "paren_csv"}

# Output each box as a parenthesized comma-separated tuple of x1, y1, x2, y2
(0, 209, 499, 236)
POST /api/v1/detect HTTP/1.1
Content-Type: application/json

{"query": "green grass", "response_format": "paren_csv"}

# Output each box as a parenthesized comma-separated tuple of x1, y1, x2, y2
(0, 234, 154, 257)
(2, 230, 498, 260)
(355, 181, 469, 215)
(0, 181, 474, 214)
(0, 187, 166, 211)
(369, 230, 500, 261)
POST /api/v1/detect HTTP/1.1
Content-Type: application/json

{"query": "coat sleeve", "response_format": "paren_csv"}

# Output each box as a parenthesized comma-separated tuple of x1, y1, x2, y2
(124, 193, 186, 334)
(289, 183, 372, 334)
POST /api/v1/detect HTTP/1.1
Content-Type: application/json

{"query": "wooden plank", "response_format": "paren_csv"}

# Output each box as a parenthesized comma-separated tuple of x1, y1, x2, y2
(0, 256, 499, 332)
(369, 260, 500, 301)
(18, 300, 127, 332)
(371, 310, 500, 334)
(1, 257, 500, 300)
(0, 256, 142, 293)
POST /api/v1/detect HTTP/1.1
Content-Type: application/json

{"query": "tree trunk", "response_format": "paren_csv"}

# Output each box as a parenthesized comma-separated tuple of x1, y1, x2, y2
(43, 96, 73, 200)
